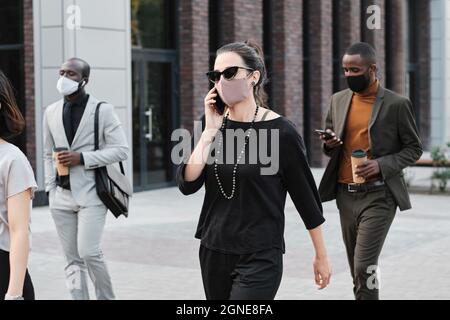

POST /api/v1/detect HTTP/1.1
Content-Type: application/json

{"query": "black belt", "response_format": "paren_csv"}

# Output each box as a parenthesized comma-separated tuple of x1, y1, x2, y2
(339, 180, 385, 193)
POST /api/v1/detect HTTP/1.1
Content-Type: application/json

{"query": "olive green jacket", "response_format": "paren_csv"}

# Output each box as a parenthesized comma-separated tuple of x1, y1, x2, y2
(318, 86, 423, 211)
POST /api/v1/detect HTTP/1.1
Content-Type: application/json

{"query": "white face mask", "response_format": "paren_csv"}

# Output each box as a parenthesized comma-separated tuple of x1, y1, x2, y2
(56, 76, 83, 96)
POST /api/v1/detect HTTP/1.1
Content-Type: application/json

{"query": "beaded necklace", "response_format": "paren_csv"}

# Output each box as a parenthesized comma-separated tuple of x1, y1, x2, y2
(214, 105, 260, 199)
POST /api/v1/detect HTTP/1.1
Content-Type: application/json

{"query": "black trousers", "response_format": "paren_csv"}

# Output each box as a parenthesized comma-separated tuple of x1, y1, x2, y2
(0, 249, 35, 300)
(199, 245, 283, 300)
(336, 185, 397, 300)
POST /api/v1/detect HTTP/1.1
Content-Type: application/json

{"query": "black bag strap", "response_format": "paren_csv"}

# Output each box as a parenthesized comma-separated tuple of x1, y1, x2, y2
(94, 102, 105, 151)
(94, 102, 125, 175)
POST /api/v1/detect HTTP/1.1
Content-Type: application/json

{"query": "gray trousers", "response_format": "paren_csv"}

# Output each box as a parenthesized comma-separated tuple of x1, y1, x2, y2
(336, 184, 396, 300)
(50, 186, 115, 300)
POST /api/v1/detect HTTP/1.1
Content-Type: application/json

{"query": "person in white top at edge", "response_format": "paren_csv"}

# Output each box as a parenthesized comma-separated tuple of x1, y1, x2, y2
(43, 58, 129, 300)
(0, 70, 38, 301)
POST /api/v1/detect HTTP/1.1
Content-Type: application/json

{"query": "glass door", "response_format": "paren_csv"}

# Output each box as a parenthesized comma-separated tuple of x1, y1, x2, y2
(132, 52, 178, 191)
(130, 0, 178, 191)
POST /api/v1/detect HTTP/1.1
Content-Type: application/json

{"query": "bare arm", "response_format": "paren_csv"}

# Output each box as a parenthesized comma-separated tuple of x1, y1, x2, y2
(184, 129, 218, 182)
(7, 189, 32, 297)
(308, 225, 332, 289)
(184, 87, 225, 182)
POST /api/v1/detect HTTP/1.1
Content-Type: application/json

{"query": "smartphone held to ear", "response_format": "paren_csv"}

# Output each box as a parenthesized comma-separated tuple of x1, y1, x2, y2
(214, 88, 226, 115)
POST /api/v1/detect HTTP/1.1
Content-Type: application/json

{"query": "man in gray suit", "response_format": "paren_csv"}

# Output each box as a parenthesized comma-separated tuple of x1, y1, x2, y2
(318, 43, 423, 299)
(43, 58, 129, 300)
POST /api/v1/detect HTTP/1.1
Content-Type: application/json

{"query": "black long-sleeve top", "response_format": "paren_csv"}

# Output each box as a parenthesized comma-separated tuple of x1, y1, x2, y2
(176, 116, 325, 254)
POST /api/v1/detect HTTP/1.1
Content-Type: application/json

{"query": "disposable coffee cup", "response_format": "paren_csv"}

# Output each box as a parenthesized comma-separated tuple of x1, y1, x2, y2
(351, 149, 368, 184)
(53, 147, 69, 176)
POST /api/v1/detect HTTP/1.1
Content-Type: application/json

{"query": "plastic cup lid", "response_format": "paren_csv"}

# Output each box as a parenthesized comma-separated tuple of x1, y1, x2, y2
(351, 149, 367, 158)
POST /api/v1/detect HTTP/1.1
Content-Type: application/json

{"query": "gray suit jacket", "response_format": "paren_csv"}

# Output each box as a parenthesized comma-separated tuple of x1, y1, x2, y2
(43, 95, 129, 207)
(318, 87, 423, 211)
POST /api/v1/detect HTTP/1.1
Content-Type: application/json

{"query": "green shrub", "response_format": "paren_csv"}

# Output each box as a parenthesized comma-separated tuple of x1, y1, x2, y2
(430, 143, 450, 192)
(432, 169, 450, 192)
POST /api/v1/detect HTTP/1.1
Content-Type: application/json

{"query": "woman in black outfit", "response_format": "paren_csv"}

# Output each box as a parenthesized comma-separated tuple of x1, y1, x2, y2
(176, 40, 331, 300)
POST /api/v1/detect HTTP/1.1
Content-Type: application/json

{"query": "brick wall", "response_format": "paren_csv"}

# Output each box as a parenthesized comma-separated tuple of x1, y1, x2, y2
(271, 0, 303, 130)
(22, 0, 46, 206)
(171, 0, 431, 167)
(305, 0, 334, 167)
(221, 0, 263, 45)
(361, 0, 386, 85)
(23, 0, 35, 172)
(335, 0, 361, 91)
(178, 0, 210, 132)
(386, 0, 407, 96)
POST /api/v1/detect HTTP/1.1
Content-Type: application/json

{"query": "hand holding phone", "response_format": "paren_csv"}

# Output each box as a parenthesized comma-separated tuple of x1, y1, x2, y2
(315, 129, 343, 150)
(204, 87, 226, 131)
(314, 129, 334, 140)
(213, 87, 226, 115)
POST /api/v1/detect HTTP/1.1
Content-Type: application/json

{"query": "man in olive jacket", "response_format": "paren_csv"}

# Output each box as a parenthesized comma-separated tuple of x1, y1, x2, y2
(318, 42, 423, 300)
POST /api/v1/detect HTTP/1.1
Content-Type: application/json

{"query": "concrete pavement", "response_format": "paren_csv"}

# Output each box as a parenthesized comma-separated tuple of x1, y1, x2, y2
(28, 170, 450, 300)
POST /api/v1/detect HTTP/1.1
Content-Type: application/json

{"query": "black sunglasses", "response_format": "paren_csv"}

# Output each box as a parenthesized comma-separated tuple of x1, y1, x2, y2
(206, 66, 254, 84)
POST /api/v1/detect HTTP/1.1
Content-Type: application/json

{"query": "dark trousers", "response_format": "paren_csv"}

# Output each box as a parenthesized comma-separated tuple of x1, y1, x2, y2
(199, 245, 283, 300)
(0, 249, 35, 300)
(336, 185, 397, 300)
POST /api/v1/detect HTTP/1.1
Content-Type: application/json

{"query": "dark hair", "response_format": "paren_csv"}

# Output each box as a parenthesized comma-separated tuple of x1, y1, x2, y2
(217, 40, 269, 109)
(67, 57, 91, 78)
(0, 70, 25, 140)
(345, 42, 377, 65)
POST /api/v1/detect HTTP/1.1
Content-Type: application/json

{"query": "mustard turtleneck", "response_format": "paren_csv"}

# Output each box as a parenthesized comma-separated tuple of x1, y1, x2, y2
(338, 79, 380, 184)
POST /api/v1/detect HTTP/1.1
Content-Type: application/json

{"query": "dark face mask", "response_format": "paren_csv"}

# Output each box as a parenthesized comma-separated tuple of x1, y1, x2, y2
(346, 70, 371, 93)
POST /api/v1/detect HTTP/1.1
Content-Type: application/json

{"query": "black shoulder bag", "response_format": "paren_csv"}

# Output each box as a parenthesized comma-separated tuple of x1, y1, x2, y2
(94, 102, 132, 218)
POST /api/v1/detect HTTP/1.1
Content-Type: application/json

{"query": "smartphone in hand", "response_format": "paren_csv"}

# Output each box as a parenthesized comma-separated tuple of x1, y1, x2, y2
(214, 88, 226, 115)
(315, 129, 334, 140)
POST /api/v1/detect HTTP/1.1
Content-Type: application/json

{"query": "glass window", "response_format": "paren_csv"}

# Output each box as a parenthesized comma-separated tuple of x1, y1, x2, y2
(0, 0, 25, 150)
(131, 0, 175, 49)
(0, 0, 23, 45)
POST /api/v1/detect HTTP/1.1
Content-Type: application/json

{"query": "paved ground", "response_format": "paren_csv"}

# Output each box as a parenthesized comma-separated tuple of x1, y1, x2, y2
(28, 170, 450, 300)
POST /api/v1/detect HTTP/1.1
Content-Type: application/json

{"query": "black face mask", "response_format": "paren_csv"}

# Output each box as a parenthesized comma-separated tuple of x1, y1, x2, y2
(346, 71, 371, 93)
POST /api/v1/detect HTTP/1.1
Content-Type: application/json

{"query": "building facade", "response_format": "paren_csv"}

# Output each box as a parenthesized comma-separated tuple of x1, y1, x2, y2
(0, 0, 439, 206)
(431, 0, 450, 148)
